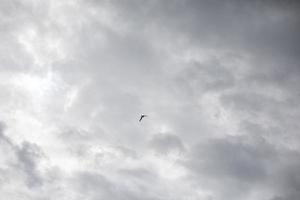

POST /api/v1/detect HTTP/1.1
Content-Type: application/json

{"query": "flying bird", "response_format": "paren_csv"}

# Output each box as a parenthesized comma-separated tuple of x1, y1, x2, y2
(139, 114, 147, 122)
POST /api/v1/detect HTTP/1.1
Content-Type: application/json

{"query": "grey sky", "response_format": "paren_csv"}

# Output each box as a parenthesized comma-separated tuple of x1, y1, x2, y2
(0, 0, 300, 199)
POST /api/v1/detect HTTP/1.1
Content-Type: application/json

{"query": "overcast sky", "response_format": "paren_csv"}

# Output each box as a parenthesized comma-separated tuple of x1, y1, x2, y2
(0, 0, 300, 199)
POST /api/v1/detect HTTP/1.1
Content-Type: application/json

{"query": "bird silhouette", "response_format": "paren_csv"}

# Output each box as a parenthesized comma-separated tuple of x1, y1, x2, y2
(139, 114, 147, 122)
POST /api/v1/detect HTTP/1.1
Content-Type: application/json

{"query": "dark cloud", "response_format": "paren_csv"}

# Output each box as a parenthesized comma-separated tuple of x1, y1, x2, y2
(15, 141, 44, 187)
(185, 136, 271, 183)
(183, 134, 300, 200)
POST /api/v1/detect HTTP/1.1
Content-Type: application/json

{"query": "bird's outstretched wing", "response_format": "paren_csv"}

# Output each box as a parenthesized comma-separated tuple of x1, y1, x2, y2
(139, 115, 143, 122)
(139, 115, 147, 122)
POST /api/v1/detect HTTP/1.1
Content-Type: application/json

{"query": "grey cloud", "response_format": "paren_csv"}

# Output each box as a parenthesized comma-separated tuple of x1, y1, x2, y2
(0, 0, 51, 71)
(220, 82, 300, 148)
(115, 145, 138, 159)
(1, 0, 300, 200)
(15, 141, 44, 187)
(176, 58, 235, 95)
(270, 197, 284, 200)
(72, 171, 162, 200)
(118, 168, 157, 182)
(0, 121, 45, 188)
(104, 0, 300, 57)
(0, 121, 11, 144)
(185, 136, 273, 182)
(184, 135, 300, 200)
(269, 150, 300, 200)
(148, 133, 185, 156)
(221, 91, 280, 114)
(238, 119, 300, 200)
(73, 172, 115, 200)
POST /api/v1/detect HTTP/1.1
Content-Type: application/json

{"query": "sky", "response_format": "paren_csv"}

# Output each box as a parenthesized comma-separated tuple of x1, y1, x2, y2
(0, 0, 300, 199)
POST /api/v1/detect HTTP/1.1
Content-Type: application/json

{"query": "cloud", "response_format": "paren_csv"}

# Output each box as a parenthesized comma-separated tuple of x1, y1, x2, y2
(148, 133, 185, 156)
(183, 134, 300, 200)
(0, 0, 300, 199)
(15, 141, 44, 187)
(0, 122, 45, 187)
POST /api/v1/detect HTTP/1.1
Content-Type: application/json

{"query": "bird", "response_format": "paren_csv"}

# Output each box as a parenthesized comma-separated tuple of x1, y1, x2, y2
(139, 114, 147, 122)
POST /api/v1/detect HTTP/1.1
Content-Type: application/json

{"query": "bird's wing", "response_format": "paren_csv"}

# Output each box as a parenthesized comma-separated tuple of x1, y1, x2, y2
(139, 115, 143, 121)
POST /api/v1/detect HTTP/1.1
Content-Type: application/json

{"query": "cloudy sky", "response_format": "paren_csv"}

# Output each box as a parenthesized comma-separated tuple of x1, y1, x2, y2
(1, 0, 300, 199)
